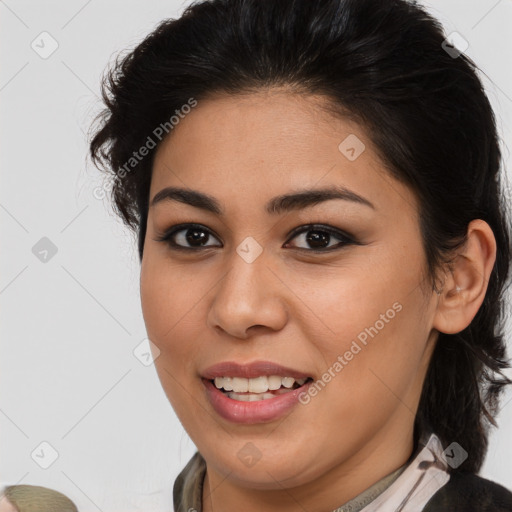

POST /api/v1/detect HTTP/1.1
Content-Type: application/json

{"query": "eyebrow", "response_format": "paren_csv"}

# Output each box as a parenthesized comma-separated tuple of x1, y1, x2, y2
(149, 185, 375, 214)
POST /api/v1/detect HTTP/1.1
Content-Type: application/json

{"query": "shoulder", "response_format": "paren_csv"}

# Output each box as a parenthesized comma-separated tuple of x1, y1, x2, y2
(423, 472, 512, 512)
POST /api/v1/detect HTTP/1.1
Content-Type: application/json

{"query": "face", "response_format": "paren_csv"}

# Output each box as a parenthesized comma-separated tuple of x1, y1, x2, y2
(140, 90, 439, 493)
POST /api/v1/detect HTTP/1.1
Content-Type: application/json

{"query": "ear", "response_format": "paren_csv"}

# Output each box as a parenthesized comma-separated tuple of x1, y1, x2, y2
(433, 219, 497, 335)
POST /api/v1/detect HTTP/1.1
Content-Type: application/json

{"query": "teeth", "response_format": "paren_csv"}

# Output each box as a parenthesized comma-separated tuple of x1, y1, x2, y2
(227, 392, 276, 401)
(223, 377, 233, 391)
(268, 375, 282, 390)
(282, 377, 295, 388)
(213, 375, 308, 393)
(231, 377, 248, 392)
(248, 376, 268, 393)
(214, 376, 234, 391)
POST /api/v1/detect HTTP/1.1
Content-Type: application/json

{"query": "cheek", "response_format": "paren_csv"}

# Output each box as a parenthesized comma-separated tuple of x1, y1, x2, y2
(140, 257, 203, 341)
(285, 258, 399, 345)
(298, 258, 428, 400)
(314, 291, 430, 428)
(140, 256, 219, 385)
(140, 261, 207, 417)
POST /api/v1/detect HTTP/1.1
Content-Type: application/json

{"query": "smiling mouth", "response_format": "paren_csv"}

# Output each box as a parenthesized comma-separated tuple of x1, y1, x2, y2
(210, 375, 313, 401)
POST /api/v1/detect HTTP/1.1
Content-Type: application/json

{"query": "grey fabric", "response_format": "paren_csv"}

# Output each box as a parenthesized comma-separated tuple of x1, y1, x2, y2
(331, 465, 406, 512)
(173, 451, 205, 512)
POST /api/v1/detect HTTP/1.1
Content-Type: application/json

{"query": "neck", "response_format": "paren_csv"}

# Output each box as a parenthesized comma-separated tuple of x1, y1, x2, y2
(202, 424, 415, 512)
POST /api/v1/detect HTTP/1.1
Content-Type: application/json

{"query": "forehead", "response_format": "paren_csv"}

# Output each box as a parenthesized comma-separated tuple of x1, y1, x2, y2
(150, 90, 418, 217)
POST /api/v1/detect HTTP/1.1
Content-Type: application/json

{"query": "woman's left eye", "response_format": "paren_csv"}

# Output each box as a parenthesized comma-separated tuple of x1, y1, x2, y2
(154, 223, 356, 252)
(284, 224, 355, 251)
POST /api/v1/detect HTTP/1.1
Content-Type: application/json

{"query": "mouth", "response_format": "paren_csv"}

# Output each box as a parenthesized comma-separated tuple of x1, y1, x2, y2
(209, 375, 313, 402)
(200, 361, 315, 423)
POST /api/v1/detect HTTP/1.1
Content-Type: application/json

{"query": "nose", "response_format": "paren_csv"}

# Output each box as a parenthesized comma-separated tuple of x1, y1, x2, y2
(206, 248, 288, 340)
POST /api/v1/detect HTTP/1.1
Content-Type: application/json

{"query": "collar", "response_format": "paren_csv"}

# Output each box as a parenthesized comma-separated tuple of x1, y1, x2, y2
(356, 433, 451, 512)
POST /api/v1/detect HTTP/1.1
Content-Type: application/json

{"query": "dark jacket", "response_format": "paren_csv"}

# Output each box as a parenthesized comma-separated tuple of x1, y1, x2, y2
(423, 472, 512, 511)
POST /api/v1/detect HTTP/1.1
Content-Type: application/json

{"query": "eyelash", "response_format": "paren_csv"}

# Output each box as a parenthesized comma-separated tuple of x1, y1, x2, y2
(153, 222, 358, 253)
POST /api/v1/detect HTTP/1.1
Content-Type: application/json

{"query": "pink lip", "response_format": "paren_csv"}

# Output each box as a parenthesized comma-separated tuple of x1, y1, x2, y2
(202, 378, 312, 424)
(201, 360, 312, 380)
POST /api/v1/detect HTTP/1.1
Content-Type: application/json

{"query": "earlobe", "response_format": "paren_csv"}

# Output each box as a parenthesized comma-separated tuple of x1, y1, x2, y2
(433, 219, 497, 335)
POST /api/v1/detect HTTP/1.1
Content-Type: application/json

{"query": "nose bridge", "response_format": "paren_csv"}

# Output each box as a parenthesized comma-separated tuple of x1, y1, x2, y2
(207, 239, 287, 337)
(219, 240, 271, 310)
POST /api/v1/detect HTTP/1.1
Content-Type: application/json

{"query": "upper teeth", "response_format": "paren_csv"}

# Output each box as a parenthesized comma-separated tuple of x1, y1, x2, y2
(214, 376, 307, 393)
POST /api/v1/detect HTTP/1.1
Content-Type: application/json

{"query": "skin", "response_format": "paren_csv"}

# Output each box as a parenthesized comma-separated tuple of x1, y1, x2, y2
(0, 497, 16, 512)
(139, 89, 496, 512)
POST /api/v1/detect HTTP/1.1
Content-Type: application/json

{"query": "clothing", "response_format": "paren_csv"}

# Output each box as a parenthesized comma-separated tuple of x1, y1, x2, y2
(331, 465, 406, 512)
(423, 472, 512, 511)
(173, 433, 512, 511)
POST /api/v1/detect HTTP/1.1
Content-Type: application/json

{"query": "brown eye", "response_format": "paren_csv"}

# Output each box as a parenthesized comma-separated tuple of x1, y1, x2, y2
(155, 223, 356, 253)
(154, 223, 222, 251)
(284, 224, 355, 252)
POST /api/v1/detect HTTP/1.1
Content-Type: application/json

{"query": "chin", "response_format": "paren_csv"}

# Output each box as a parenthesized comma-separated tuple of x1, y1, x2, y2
(200, 436, 329, 490)
(214, 457, 315, 490)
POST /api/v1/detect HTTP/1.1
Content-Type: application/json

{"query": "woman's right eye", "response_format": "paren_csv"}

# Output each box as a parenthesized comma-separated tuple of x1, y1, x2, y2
(154, 223, 222, 251)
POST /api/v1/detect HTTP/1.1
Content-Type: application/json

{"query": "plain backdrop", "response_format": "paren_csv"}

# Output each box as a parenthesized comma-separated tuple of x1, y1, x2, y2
(1, 1, 511, 511)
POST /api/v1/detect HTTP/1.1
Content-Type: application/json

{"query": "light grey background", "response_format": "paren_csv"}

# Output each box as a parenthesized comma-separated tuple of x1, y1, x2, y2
(1, 1, 511, 511)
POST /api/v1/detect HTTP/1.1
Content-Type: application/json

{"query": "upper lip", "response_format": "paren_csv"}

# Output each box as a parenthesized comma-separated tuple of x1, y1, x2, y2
(201, 360, 312, 380)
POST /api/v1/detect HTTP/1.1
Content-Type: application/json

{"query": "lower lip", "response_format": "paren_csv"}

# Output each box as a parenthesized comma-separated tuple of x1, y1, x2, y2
(203, 378, 312, 424)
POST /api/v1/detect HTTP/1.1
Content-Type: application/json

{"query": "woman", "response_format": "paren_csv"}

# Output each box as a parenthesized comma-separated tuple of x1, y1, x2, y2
(88, 0, 512, 510)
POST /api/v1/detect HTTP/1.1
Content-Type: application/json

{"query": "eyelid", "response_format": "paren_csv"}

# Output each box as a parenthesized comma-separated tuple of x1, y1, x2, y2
(153, 223, 222, 250)
(154, 222, 358, 252)
(284, 224, 356, 248)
